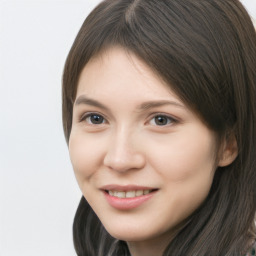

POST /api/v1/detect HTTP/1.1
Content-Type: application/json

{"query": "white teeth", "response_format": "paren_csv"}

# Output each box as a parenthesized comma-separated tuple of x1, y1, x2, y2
(108, 189, 153, 198)
(135, 190, 143, 196)
(114, 191, 125, 198)
(126, 191, 135, 198)
(143, 190, 150, 195)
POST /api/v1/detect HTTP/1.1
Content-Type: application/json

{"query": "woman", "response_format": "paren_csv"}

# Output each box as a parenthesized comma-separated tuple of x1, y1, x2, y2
(62, 0, 256, 255)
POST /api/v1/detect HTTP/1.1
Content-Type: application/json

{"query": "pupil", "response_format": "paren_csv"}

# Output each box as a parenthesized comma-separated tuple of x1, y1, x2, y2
(91, 115, 103, 124)
(155, 116, 167, 125)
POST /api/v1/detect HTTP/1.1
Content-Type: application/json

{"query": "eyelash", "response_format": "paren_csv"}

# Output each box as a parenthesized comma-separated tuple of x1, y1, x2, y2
(80, 112, 107, 125)
(148, 114, 177, 126)
(79, 112, 178, 127)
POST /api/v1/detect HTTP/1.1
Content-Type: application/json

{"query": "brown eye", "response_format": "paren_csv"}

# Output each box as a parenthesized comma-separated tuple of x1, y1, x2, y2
(155, 116, 169, 125)
(149, 115, 175, 126)
(85, 114, 105, 124)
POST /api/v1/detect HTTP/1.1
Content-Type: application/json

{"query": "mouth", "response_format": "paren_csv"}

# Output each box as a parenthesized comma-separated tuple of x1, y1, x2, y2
(101, 185, 158, 210)
(105, 189, 157, 198)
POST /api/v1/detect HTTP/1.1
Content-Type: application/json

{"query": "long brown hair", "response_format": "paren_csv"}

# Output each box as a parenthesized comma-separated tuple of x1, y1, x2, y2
(62, 0, 256, 255)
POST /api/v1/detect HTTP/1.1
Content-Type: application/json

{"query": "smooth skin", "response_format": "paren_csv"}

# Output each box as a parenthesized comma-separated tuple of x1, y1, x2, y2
(69, 47, 237, 256)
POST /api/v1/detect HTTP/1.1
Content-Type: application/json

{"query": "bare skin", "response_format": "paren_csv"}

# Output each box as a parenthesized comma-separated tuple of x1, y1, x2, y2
(69, 47, 237, 256)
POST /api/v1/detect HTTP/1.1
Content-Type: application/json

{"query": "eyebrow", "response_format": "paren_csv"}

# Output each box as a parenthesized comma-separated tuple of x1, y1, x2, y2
(75, 95, 110, 111)
(139, 100, 185, 110)
(74, 95, 185, 111)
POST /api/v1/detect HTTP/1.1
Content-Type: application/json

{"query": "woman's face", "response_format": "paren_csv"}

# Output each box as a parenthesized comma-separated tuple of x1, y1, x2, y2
(69, 47, 218, 248)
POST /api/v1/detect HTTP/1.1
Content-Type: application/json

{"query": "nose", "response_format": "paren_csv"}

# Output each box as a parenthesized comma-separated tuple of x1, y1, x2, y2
(103, 129, 146, 173)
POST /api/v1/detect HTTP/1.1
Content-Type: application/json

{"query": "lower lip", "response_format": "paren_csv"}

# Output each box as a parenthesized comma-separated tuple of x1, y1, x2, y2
(103, 190, 157, 210)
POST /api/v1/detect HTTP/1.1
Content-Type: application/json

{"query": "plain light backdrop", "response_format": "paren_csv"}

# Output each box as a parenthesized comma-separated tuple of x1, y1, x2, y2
(0, 1, 255, 255)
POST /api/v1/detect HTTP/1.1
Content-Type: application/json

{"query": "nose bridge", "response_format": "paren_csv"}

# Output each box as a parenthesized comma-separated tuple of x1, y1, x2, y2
(103, 125, 145, 172)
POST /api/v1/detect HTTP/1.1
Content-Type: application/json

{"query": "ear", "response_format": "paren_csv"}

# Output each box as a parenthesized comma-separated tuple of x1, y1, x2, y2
(218, 133, 238, 167)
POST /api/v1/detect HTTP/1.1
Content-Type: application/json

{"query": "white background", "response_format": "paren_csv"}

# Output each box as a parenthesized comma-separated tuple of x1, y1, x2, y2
(0, 1, 255, 255)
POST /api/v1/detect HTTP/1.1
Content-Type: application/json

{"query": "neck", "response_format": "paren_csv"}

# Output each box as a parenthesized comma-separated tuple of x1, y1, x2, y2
(127, 241, 166, 256)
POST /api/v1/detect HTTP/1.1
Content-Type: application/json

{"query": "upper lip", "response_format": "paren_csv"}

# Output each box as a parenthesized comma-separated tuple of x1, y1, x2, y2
(100, 184, 158, 191)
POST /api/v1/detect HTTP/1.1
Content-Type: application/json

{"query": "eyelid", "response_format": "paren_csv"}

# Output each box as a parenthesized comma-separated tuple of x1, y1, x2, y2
(147, 113, 179, 126)
(79, 112, 108, 124)
(77, 111, 179, 126)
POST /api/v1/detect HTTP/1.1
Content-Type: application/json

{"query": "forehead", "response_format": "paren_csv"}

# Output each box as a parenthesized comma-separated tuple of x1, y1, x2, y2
(76, 47, 178, 102)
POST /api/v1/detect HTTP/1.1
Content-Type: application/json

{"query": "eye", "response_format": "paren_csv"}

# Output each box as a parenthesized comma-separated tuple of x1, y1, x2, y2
(149, 115, 175, 126)
(82, 113, 106, 125)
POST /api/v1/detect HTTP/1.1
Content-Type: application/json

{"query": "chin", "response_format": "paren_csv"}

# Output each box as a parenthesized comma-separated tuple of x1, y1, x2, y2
(107, 229, 141, 241)
(104, 224, 164, 243)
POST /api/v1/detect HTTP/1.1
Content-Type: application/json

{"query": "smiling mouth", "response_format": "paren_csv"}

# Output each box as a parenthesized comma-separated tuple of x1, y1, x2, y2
(106, 189, 157, 198)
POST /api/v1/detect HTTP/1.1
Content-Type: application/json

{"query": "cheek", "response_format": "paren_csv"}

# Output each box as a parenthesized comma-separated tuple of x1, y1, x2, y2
(68, 131, 103, 187)
(147, 127, 216, 181)
(150, 130, 217, 226)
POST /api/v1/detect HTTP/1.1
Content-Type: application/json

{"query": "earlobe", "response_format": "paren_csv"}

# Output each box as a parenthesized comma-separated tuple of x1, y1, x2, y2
(218, 134, 238, 167)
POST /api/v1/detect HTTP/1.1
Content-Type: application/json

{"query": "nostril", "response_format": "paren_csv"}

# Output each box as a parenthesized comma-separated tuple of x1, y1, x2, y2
(103, 151, 146, 173)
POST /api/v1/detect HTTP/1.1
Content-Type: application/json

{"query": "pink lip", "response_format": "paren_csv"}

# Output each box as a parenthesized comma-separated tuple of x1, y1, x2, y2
(101, 184, 155, 191)
(101, 184, 158, 210)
